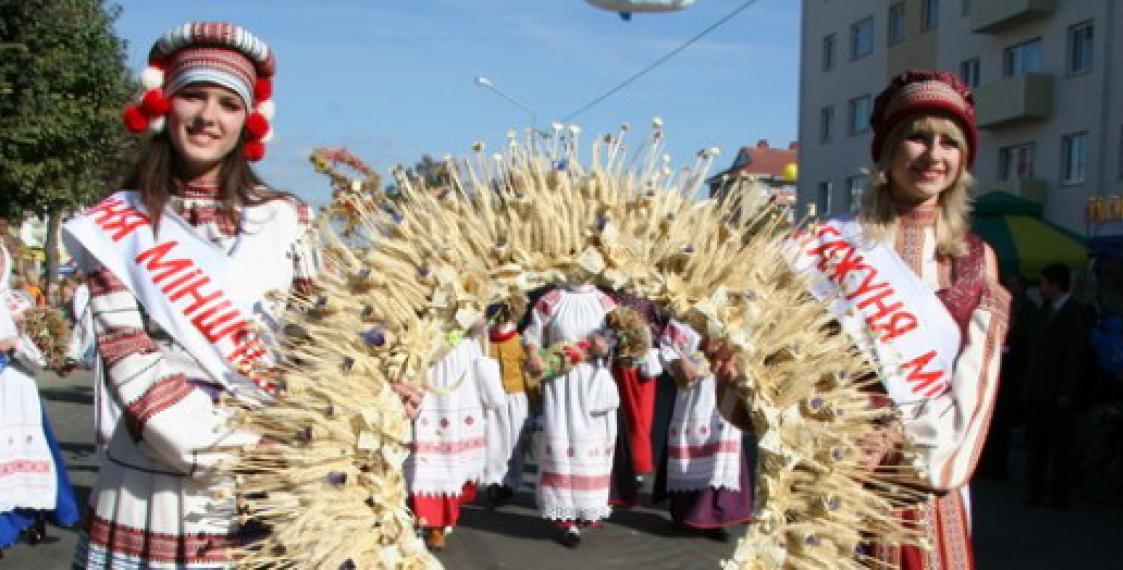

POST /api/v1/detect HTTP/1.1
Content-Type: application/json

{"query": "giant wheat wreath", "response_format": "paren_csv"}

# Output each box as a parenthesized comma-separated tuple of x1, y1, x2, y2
(224, 123, 931, 569)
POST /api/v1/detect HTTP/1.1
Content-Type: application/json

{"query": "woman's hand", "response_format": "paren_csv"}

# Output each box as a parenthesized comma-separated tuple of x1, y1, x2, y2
(390, 381, 424, 420)
(857, 428, 902, 470)
(702, 337, 738, 384)
(0, 336, 18, 353)
(524, 349, 546, 377)
(589, 334, 610, 358)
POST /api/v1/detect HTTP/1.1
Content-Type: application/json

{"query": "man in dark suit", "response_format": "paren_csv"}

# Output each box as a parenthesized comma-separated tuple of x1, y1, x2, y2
(1024, 263, 1093, 509)
(980, 273, 1037, 479)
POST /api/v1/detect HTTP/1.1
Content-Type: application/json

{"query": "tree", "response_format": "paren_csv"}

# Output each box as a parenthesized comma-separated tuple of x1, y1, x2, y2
(0, 0, 136, 289)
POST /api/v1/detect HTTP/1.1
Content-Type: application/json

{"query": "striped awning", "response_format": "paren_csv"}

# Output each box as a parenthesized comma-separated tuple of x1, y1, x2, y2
(972, 191, 1088, 279)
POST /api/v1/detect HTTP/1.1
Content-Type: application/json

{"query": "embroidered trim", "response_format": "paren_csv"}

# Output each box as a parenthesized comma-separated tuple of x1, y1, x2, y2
(83, 512, 237, 564)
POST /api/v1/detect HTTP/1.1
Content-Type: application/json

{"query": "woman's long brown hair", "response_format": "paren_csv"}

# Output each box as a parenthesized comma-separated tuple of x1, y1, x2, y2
(121, 132, 293, 234)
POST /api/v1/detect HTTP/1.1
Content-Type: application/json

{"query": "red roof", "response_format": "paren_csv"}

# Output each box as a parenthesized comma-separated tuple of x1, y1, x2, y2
(715, 139, 798, 179)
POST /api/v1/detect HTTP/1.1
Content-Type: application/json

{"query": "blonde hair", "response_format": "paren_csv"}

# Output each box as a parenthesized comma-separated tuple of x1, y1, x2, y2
(859, 116, 973, 257)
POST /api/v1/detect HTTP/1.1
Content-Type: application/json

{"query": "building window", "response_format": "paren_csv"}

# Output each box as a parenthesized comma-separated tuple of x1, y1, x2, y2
(817, 180, 833, 216)
(922, 0, 939, 31)
(888, 3, 906, 45)
(1061, 132, 1088, 185)
(848, 95, 871, 135)
(851, 16, 874, 60)
(822, 34, 837, 71)
(1068, 21, 1094, 75)
(998, 142, 1036, 181)
(959, 57, 980, 88)
(820, 105, 835, 143)
(1003, 38, 1043, 77)
(846, 175, 866, 213)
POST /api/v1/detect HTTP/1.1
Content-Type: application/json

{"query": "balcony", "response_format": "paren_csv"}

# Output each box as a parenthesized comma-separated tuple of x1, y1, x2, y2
(974, 73, 1053, 128)
(971, 0, 1055, 34)
(984, 178, 1049, 205)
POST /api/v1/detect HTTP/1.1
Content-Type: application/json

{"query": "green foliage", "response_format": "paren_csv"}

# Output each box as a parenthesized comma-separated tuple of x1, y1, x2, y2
(0, 0, 136, 219)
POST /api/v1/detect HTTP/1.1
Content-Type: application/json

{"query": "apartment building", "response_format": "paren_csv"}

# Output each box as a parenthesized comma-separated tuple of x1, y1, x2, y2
(797, 0, 1123, 239)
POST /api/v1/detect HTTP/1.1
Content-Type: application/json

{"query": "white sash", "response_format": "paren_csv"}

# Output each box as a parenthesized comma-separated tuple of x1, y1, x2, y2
(62, 191, 301, 404)
(790, 219, 961, 405)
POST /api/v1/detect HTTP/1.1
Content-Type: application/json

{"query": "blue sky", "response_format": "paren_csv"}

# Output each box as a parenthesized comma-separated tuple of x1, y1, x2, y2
(113, 1, 800, 206)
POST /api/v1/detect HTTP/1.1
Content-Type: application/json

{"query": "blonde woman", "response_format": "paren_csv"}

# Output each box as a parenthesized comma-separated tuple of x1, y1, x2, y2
(795, 70, 1010, 568)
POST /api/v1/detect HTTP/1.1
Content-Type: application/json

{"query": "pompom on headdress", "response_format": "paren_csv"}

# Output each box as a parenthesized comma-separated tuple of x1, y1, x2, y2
(122, 22, 277, 161)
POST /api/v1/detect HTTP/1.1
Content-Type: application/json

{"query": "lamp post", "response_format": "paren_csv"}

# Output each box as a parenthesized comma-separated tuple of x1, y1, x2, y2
(474, 75, 538, 134)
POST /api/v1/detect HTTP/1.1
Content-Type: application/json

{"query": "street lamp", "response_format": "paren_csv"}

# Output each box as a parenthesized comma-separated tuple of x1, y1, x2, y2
(474, 75, 538, 133)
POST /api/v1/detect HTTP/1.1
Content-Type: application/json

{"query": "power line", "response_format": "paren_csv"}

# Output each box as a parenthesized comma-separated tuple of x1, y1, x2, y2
(562, 0, 762, 123)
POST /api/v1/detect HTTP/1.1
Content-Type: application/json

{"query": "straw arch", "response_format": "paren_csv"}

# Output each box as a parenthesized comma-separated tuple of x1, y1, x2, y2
(225, 125, 924, 569)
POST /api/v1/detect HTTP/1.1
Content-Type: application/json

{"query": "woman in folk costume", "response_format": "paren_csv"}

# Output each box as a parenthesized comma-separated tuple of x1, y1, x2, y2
(605, 291, 662, 482)
(406, 324, 505, 550)
(0, 242, 79, 556)
(62, 23, 320, 568)
(653, 318, 750, 539)
(481, 301, 534, 508)
(793, 70, 1009, 568)
(523, 282, 620, 548)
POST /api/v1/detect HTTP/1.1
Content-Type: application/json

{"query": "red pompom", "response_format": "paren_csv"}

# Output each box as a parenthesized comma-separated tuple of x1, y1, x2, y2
(122, 105, 149, 133)
(243, 140, 266, 162)
(140, 90, 171, 116)
(244, 113, 270, 139)
(254, 77, 273, 101)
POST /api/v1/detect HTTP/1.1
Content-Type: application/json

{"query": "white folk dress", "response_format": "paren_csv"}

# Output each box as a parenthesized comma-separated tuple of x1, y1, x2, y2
(482, 325, 531, 490)
(0, 242, 74, 541)
(68, 182, 318, 569)
(406, 337, 505, 498)
(659, 319, 742, 492)
(524, 285, 620, 522)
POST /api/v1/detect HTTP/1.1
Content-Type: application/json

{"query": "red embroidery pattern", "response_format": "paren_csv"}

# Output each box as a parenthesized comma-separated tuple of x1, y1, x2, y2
(296, 202, 312, 225)
(0, 460, 52, 476)
(98, 329, 158, 365)
(936, 234, 987, 339)
(539, 472, 612, 491)
(84, 512, 237, 565)
(535, 289, 562, 318)
(173, 204, 239, 237)
(936, 492, 974, 570)
(663, 322, 691, 353)
(899, 223, 927, 277)
(411, 437, 486, 455)
(666, 440, 740, 460)
(124, 373, 194, 440)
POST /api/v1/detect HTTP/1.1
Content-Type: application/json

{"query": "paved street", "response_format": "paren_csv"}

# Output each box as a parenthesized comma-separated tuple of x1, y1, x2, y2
(5, 369, 1121, 569)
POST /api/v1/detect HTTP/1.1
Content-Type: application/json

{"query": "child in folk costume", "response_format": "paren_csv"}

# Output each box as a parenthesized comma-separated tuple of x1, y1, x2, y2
(63, 23, 320, 569)
(0, 242, 79, 556)
(481, 301, 534, 508)
(654, 318, 751, 539)
(406, 327, 505, 550)
(523, 284, 620, 548)
(793, 70, 1009, 569)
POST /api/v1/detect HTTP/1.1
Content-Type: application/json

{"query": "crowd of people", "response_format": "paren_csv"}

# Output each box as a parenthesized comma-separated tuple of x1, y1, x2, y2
(0, 18, 1120, 570)
(978, 262, 1123, 511)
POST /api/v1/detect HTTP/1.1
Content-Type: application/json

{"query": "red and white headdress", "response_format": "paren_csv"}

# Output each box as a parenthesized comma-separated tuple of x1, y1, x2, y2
(122, 22, 276, 161)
